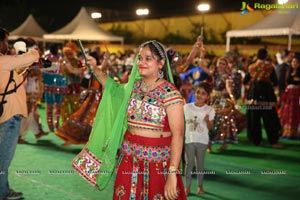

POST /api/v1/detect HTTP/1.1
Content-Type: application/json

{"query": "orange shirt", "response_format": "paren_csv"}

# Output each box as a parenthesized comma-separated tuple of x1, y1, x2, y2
(0, 70, 27, 123)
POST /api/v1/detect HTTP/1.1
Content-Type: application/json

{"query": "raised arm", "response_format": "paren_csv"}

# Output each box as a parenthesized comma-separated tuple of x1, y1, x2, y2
(186, 35, 212, 76)
(87, 51, 110, 88)
(62, 59, 83, 76)
(0, 49, 40, 70)
(186, 35, 204, 65)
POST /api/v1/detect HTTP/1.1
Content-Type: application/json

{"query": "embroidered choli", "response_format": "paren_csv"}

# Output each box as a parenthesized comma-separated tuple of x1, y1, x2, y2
(127, 80, 183, 132)
(213, 72, 230, 92)
(210, 72, 232, 111)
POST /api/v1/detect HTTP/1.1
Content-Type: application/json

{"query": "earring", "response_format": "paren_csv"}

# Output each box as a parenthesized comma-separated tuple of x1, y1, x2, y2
(158, 70, 164, 79)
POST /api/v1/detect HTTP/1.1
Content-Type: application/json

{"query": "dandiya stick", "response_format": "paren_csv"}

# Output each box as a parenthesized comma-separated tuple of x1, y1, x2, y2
(77, 40, 100, 82)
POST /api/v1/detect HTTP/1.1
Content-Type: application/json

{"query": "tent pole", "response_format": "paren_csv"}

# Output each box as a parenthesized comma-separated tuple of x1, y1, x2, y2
(226, 36, 230, 52)
(288, 32, 292, 51)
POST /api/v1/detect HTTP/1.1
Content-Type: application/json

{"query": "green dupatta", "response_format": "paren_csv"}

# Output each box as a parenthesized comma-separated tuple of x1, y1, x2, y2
(73, 51, 174, 190)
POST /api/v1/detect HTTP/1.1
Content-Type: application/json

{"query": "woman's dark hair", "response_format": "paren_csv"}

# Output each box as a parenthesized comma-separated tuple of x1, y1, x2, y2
(257, 48, 268, 60)
(139, 40, 170, 81)
(166, 48, 181, 68)
(194, 81, 213, 94)
(282, 49, 290, 58)
(288, 55, 300, 79)
(293, 53, 300, 61)
(49, 44, 59, 55)
(0, 27, 9, 41)
(89, 51, 100, 65)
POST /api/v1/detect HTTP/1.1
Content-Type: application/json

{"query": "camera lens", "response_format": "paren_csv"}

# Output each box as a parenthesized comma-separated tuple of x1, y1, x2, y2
(40, 58, 52, 68)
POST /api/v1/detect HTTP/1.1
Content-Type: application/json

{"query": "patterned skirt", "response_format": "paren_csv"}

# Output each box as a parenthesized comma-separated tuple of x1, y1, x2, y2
(55, 88, 101, 144)
(280, 85, 300, 139)
(210, 95, 246, 144)
(113, 131, 186, 200)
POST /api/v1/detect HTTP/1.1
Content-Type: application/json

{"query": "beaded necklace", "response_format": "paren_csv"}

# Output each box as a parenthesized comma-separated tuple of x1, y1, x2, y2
(140, 78, 160, 92)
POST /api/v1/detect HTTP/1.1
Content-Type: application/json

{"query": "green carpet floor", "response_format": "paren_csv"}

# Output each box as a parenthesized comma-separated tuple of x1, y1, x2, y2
(9, 105, 300, 200)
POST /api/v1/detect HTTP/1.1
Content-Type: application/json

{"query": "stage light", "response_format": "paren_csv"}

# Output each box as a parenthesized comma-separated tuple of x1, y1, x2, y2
(91, 12, 102, 19)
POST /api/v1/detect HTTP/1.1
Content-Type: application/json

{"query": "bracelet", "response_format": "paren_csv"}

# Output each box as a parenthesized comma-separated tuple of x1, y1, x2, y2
(168, 166, 178, 174)
(193, 44, 200, 48)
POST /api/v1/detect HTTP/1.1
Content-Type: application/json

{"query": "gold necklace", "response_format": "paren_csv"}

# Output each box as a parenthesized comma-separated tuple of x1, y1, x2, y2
(141, 78, 160, 92)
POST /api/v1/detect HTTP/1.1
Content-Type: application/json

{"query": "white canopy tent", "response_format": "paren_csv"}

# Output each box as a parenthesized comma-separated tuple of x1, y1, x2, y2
(43, 7, 124, 44)
(9, 14, 47, 41)
(226, 1, 300, 51)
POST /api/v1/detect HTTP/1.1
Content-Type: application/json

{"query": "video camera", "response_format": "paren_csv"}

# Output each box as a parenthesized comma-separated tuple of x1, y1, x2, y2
(13, 41, 52, 69)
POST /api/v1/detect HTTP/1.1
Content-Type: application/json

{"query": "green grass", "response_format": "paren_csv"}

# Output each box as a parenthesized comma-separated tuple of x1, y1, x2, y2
(9, 105, 300, 200)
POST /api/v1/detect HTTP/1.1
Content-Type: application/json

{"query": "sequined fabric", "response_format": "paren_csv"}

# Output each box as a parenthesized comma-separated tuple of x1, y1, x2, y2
(127, 80, 183, 131)
(113, 131, 186, 200)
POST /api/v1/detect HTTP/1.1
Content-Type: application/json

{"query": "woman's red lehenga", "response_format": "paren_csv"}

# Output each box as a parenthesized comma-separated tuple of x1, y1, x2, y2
(280, 86, 300, 139)
(113, 131, 186, 200)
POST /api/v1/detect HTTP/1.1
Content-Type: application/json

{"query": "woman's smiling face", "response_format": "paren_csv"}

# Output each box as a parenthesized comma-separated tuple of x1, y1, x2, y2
(137, 46, 164, 78)
(217, 58, 228, 73)
(291, 57, 299, 69)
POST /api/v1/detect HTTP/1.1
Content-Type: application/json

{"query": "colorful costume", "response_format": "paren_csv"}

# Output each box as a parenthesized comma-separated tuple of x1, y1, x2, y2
(42, 66, 67, 131)
(113, 80, 185, 200)
(60, 57, 82, 123)
(245, 60, 281, 145)
(280, 68, 300, 139)
(19, 68, 48, 139)
(210, 72, 246, 144)
(42, 52, 67, 132)
(55, 80, 101, 144)
(73, 44, 186, 199)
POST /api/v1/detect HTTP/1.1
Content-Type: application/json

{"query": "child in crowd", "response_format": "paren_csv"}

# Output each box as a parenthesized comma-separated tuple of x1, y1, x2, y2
(183, 82, 215, 195)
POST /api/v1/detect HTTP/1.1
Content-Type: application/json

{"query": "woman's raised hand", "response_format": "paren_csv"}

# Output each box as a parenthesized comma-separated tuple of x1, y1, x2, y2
(86, 55, 97, 69)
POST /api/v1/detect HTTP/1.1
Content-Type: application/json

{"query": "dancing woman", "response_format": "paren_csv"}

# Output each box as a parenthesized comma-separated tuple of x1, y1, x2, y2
(280, 55, 300, 139)
(73, 40, 186, 200)
(210, 57, 246, 151)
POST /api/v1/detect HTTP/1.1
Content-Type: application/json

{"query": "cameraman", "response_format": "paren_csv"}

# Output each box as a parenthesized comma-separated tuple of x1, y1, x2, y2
(0, 27, 40, 200)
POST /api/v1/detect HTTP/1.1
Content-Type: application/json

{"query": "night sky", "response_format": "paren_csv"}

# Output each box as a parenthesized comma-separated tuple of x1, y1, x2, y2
(0, 0, 276, 32)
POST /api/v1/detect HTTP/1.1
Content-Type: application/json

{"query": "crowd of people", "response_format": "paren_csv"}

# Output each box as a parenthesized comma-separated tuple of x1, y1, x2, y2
(1, 24, 300, 200)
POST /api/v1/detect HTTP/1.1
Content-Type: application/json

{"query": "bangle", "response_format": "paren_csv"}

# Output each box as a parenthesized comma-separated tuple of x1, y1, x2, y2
(168, 166, 178, 174)
(193, 44, 200, 48)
